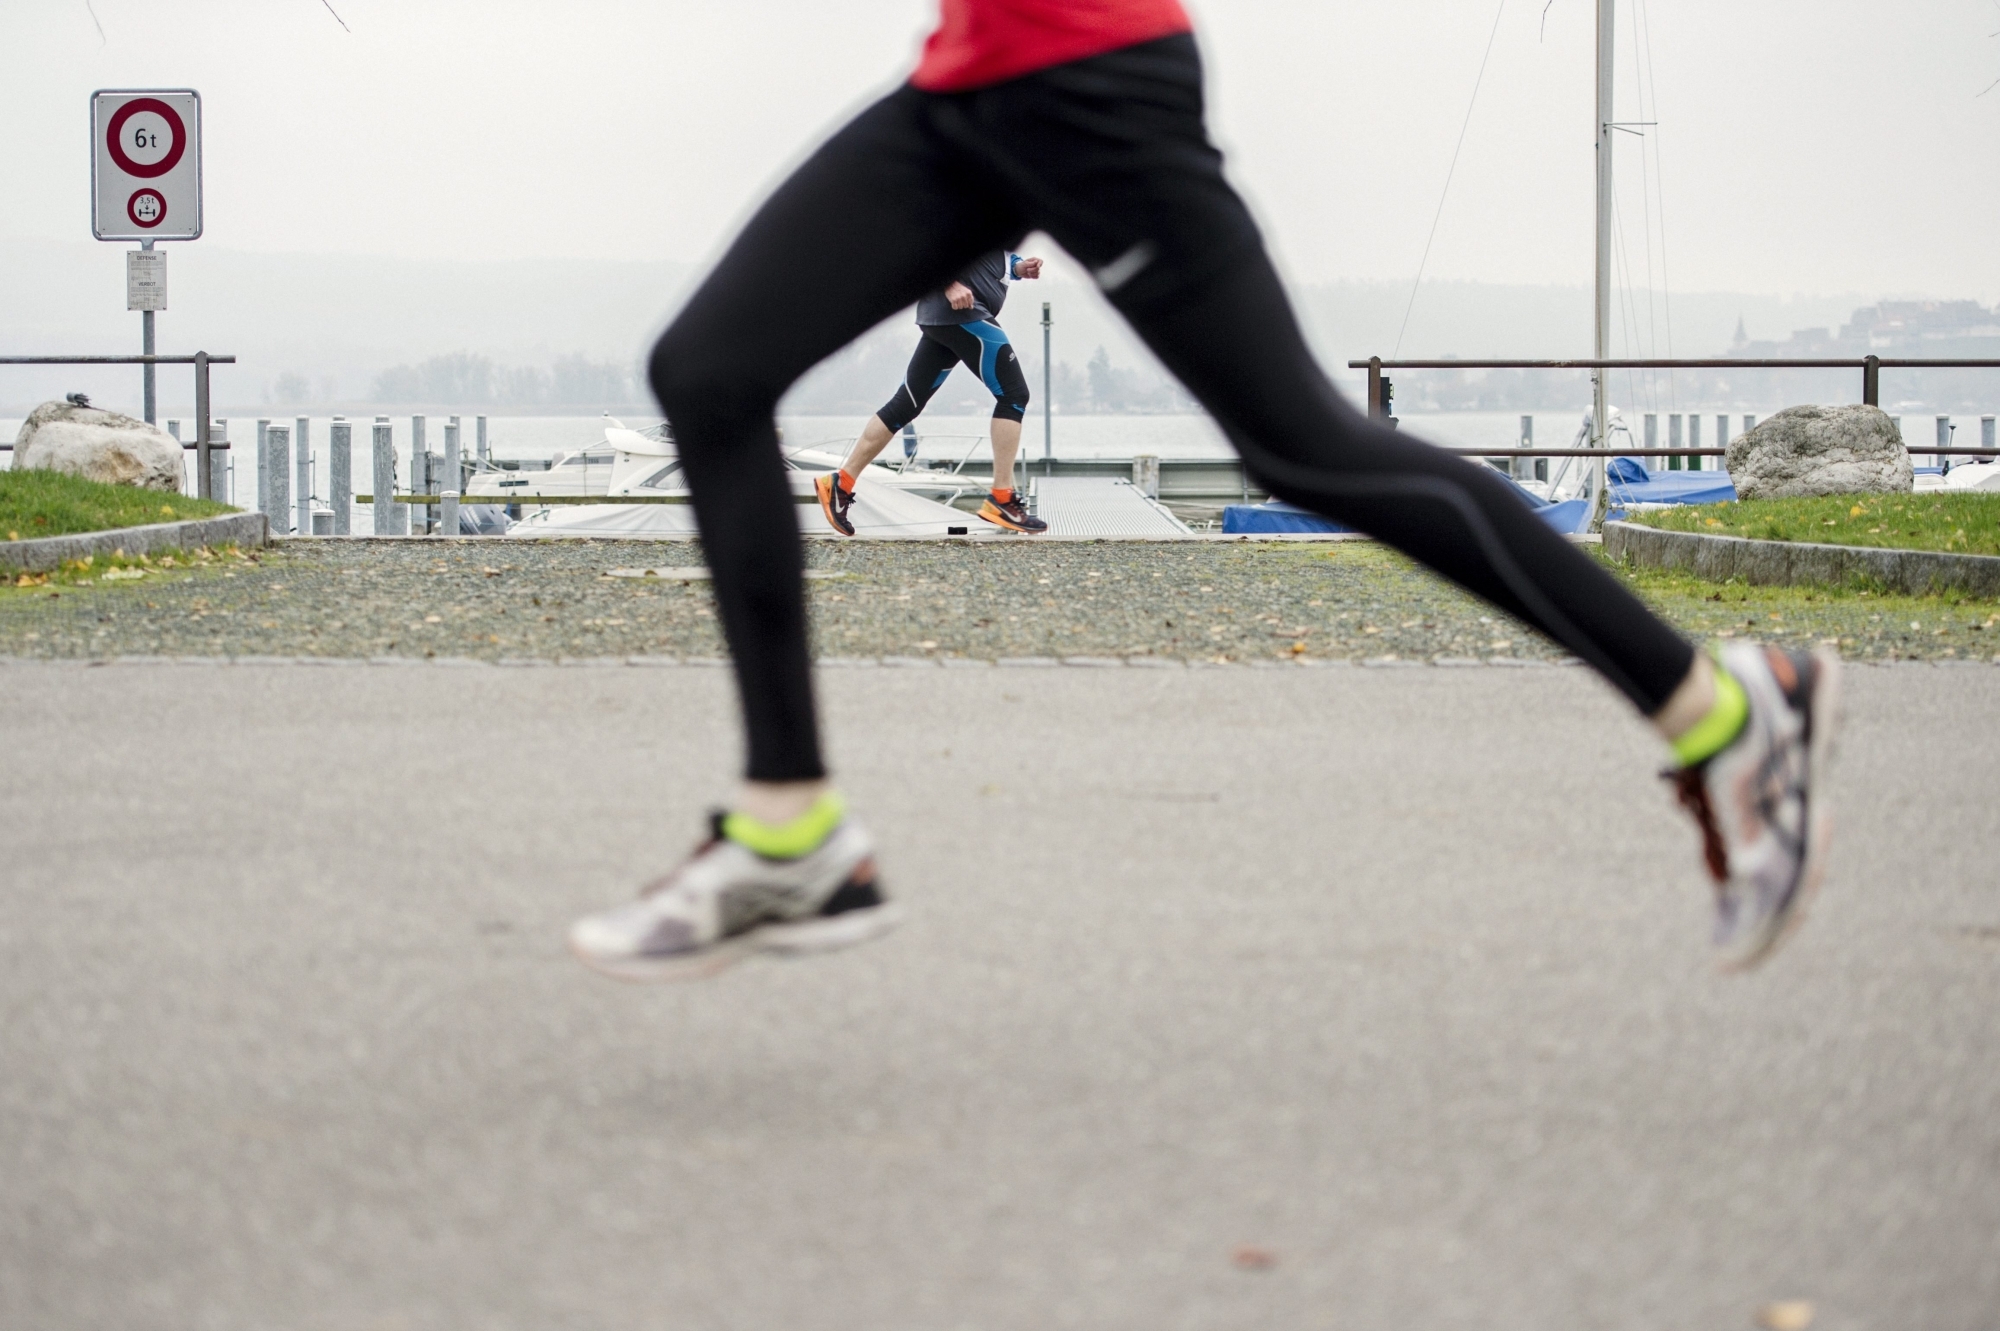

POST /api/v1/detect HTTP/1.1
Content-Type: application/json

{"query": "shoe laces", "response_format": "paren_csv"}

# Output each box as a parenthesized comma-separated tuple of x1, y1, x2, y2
(1667, 764, 1729, 885)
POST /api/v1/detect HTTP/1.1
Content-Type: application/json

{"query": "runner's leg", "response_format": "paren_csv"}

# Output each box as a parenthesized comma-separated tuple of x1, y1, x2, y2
(650, 91, 1017, 780)
(845, 332, 960, 476)
(952, 36, 1693, 711)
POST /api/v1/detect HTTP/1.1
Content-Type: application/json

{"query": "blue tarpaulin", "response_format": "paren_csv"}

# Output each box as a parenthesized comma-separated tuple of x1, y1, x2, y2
(1221, 458, 1734, 538)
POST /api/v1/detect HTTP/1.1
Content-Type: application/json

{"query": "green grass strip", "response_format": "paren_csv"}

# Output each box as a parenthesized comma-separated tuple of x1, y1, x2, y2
(0, 469, 236, 541)
(1630, 492, 2000, 556)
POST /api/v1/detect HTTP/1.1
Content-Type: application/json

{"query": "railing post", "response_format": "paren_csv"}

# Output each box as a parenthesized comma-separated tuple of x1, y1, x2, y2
(1367, 357, 1383, 419)
(1863, 355, 1879, 407)
(193, 352, 211, 500)
(330, 417, 352, 535)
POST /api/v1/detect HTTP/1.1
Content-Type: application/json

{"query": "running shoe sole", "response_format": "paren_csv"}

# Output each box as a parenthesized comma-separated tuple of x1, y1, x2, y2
(1722, 647, 1842, 972)
(569, 898, 904, 983)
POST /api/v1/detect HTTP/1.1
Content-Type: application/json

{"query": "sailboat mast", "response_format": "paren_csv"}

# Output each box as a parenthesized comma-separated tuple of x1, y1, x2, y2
(1593, 0, 1614, 469)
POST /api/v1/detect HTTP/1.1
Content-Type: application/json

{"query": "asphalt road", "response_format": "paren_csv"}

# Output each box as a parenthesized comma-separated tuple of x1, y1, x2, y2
(1, 659, 1995, 1330)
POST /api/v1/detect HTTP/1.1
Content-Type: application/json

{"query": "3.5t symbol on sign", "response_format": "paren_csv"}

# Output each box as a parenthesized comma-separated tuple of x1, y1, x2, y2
(92, 89, 202, 241)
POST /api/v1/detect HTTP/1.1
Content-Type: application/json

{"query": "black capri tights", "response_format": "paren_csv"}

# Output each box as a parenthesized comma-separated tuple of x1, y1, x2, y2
(650, 33, 1694, 782)
(877, 320, 1030, 433)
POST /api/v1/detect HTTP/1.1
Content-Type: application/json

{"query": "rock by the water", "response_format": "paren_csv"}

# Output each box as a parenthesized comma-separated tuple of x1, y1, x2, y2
(13, 400, 185, 492)
(1725, 405, 1912, 500)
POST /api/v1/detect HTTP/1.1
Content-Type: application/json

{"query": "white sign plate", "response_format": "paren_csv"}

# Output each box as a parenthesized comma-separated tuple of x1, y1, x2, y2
(127, 249, 168, 311)
(92, 89, 202, 241)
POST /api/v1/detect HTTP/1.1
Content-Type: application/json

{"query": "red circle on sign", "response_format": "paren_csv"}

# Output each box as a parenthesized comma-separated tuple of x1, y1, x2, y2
(127, 189, 167, 229)
(106, 98, 187, 179)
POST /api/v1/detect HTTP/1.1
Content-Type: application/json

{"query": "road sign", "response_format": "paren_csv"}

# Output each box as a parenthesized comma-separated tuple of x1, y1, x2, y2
(92, 89, 202, 241)
(127, 250, 167, 311)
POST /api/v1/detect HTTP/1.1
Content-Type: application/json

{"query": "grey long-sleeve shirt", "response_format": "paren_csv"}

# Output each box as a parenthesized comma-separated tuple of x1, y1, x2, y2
(915, 251, 1019, 326)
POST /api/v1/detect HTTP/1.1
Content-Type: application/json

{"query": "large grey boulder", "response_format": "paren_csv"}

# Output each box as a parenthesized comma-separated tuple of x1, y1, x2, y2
(13, 399, 184, 493)
(1726, 404, 1912, 500)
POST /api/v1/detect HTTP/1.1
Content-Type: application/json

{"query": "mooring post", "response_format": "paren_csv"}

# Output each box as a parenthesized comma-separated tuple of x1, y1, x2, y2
(294, 416, 313, 537)
(410, 415, 428, 535)
(373, 417, 406, 535)
(1863, 355, 1880, 407)
(256, 419, 271, 517)
(330, 417, 352, 535)
(1937, 416, 1954, 472)
(1716, 414, 1731, 452)
(209, 420, 229, 504)
(1367, 357, 1383, 419)
(1668, 414, 1682, 471)
(476, 415, 488, 465)
(1687, 414, 1702, 471)
(267, 426, 291, 532)
(1982, 415, 1995, 456)
(1644, 414, 1658, 471)
(441, 417, 462, 537)
(1519, 415, 1539, 482)
(1743, 414, 1756, 435)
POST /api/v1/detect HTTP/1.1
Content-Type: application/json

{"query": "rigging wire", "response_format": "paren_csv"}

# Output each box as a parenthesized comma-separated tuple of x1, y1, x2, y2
(317, 0, 353, 31)
(1393, 0, 1510, 358)
(81, 0, 106, 44)
(1634, 0, 1677, 413)
(1611, 191, 1648, 424)
(1626, 0, 1661, 415)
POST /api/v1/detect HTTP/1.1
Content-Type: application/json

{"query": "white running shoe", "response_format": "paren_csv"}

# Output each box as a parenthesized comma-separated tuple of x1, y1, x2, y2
(1670, 642, 1841, 970)
(568, 813, 899, 981)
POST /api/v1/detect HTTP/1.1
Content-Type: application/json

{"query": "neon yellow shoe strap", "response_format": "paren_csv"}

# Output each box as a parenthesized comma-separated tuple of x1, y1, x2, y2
(1672, 661, 1749, 768)
(722, 791, 845, 859)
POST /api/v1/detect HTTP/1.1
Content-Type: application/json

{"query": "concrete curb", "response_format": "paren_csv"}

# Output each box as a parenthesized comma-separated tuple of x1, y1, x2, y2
(2, 654, 1992, 670)
(1604, 520, 2000, 597)
(0, 512, 269, 574)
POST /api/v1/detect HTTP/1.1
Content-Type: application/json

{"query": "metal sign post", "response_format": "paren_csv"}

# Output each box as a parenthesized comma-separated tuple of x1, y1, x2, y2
(94, 89, 201, 427)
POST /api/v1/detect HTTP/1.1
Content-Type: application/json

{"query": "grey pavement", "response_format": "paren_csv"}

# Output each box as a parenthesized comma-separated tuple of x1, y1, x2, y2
(1, 660, 1996, 1330)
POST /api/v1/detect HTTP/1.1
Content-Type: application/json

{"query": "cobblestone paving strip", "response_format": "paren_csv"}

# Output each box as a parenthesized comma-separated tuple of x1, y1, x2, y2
(0, 537, 1993, 663)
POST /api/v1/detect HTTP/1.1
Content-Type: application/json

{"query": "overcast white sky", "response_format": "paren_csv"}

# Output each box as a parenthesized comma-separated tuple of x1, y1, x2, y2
(4, 0, 1998, 299)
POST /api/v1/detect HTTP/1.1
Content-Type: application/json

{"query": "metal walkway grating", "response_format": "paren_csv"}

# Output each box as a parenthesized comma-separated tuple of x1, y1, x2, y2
(1028, 477, 1192, 538)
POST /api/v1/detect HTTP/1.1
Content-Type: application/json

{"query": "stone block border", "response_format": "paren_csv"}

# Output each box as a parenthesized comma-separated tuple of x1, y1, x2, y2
(0, 512, 269, 574)
(1603, 520, 2000, 598)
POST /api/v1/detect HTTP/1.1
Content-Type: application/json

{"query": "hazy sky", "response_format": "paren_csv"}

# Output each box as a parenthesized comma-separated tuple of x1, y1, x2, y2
(5, 0, 1998, 301)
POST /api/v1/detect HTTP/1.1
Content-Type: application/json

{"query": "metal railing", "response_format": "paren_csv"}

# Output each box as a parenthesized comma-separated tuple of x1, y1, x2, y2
(1349, 355, 2000, 423)
(0, 354, 236, 499)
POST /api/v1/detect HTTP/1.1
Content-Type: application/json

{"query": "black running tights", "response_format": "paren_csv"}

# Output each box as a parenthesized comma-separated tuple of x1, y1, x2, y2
(650, 34, 1694, 782)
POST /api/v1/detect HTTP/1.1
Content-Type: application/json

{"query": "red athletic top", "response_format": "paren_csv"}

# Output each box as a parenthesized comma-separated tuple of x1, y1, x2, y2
(911, 0, 1193, 92)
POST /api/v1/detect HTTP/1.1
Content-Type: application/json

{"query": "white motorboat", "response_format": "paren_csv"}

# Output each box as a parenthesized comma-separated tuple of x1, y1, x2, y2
(469, 421, 991, 506)
(465, 421, 672, 499)
(508, 443, 980, 539)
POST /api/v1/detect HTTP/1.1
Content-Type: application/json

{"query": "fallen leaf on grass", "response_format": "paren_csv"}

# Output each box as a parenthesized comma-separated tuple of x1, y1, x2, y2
(1755, 1300, 1813, 1330)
